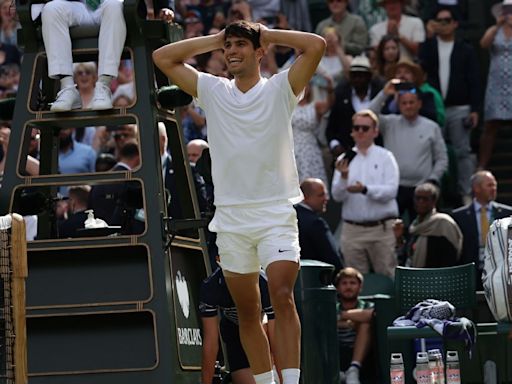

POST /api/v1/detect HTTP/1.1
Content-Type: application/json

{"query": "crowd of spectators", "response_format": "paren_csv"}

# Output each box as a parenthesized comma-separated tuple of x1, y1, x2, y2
(0, 1, 511, 381)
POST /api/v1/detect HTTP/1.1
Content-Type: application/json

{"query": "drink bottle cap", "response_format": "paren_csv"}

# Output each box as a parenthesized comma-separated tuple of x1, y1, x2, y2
(390, 353, 404, 364)
(446, 351, 459, 362)
(416, 351, 429, 364)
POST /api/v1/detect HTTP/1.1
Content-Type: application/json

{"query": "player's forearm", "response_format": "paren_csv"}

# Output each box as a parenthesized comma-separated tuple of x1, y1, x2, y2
(341, 308, 374, 323)
(262, 29, 325, 58)
(201, 343, 218, 384)
(153, 33, 224, 68)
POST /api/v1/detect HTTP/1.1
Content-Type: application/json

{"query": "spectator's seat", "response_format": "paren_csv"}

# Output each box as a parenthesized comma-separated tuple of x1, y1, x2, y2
(360, 273, 394, 297)
(372, 264, 478, 383)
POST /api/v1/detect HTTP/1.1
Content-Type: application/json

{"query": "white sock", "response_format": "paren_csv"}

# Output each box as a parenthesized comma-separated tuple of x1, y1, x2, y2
(281, 368, 300, 384)
(60, 76, 74, 90)
(254, 370, 275, 384)
(98, 74, 113, 87)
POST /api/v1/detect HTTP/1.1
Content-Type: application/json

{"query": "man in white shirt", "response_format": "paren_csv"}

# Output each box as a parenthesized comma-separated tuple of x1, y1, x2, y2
(153, 21, 325, 384)
(369, 0, 425, 59)
(332, 109, 399, 278)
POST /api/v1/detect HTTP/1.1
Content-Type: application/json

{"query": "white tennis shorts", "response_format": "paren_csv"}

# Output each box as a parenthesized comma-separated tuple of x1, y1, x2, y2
(209, 201, 300, 274)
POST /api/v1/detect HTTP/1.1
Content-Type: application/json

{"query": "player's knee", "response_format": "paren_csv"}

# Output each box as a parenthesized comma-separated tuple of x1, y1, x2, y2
(237, 302, 262, 323)
(270, 286, 295, 313)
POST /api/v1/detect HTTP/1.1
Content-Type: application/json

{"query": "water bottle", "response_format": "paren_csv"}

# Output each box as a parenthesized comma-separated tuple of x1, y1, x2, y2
(446, 351, 461, 384)
(428, 349, 443, 384)
(212, 360, 222, 384)
(415, 351, 431, 384)
(390, 353, 405, 384)
(436, 350, 445, 384)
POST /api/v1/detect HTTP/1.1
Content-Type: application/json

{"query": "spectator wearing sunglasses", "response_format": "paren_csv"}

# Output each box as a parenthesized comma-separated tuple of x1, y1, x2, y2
(368, 79, 448, 223)
(419, 6, 481, 205)
(331, 109, 399, 278)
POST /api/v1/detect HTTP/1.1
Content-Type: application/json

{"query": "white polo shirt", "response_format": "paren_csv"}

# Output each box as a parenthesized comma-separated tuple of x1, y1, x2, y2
(196, 70, 303, 207)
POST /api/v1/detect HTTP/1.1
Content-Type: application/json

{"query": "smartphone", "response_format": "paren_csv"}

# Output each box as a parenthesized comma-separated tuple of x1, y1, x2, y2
(344, 149, 357, 164)
(395, 81, 416, 91)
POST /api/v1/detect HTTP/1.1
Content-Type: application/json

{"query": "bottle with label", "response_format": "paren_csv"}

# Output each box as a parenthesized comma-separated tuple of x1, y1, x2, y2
(446, 351, 461, 384)
(390, 353, 405, 384)
(415, 351, 431, 384)
(436, 350, 445, 384)
(428, 349, 442, 384)
(212, 360, 222, 384)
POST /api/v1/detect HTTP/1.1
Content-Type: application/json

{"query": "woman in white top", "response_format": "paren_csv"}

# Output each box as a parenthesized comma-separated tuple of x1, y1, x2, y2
(317, 27, 352, 87)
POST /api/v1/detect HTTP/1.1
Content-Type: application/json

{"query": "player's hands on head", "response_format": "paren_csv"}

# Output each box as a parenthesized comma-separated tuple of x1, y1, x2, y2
(258, 23, 270, 50)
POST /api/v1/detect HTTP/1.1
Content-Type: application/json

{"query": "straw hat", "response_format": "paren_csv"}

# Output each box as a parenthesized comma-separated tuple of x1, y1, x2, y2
(386, 58, 424, 86)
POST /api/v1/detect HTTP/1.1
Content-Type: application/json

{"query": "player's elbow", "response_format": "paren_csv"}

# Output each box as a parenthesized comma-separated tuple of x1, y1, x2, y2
(310, 34, 326, 56)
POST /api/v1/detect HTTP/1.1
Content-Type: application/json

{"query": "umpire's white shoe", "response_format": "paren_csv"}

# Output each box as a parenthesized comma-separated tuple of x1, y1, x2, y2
(50, 86, 82, 111)
(89, 82, 113, 110)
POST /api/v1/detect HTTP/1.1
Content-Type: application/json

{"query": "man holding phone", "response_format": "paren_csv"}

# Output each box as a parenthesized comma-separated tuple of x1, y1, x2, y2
(331, 110, 400, 278)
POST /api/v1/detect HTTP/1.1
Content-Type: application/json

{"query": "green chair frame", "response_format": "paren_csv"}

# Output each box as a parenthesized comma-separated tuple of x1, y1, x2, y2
(378, 263, 477, 383)
(360, 272, 394, 297)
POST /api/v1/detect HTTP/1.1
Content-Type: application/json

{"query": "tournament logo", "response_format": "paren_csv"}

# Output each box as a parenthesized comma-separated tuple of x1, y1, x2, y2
(175, 270, 190, 319)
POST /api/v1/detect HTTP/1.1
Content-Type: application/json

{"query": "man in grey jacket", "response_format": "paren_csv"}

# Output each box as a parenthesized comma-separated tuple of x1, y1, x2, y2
(369, 79, 448, 222)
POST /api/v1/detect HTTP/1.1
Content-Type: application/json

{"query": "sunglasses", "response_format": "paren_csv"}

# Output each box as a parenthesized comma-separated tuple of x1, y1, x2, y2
(328, 0, 345, 3)
(113, 133, 130, 140)
(352, 124, 372, 132)
(435, 17, 453, 24)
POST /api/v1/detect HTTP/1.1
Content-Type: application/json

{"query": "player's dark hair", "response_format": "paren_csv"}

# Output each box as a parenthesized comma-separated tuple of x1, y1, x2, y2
(225, 20, 261, 49)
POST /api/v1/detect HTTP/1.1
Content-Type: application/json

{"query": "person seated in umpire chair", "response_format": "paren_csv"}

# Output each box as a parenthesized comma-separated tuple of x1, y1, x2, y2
(33, 0, 174, 112)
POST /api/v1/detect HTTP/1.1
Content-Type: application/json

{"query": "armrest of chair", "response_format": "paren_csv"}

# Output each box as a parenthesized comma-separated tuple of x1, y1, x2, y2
(387, 326, 440, 340)
(388, 321, 499, 340)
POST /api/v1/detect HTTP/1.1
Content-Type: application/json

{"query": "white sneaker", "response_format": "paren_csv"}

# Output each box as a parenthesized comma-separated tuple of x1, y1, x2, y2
(345, 366, 360, 384)
(339, 371, 346, 383)
(50, 86, 82, 112)
(89, 82, 113, 110)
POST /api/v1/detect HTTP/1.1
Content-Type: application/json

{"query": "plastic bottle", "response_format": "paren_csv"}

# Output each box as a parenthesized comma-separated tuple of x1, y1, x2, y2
(212, 361, 222, 384)
(436, 350, 445, 384)
(446, 351, 461, 384)
(390, 353, 405, 384)
(415, 351, 431, 384)
(428, 349, 442, 384)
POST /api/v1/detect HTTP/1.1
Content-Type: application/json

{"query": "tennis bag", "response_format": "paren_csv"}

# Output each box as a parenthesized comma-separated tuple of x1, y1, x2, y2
(482, 216, 512, 322)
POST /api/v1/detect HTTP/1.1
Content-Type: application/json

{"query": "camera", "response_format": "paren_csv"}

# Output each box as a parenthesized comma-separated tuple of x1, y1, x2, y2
(394, 81, 416, 91)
